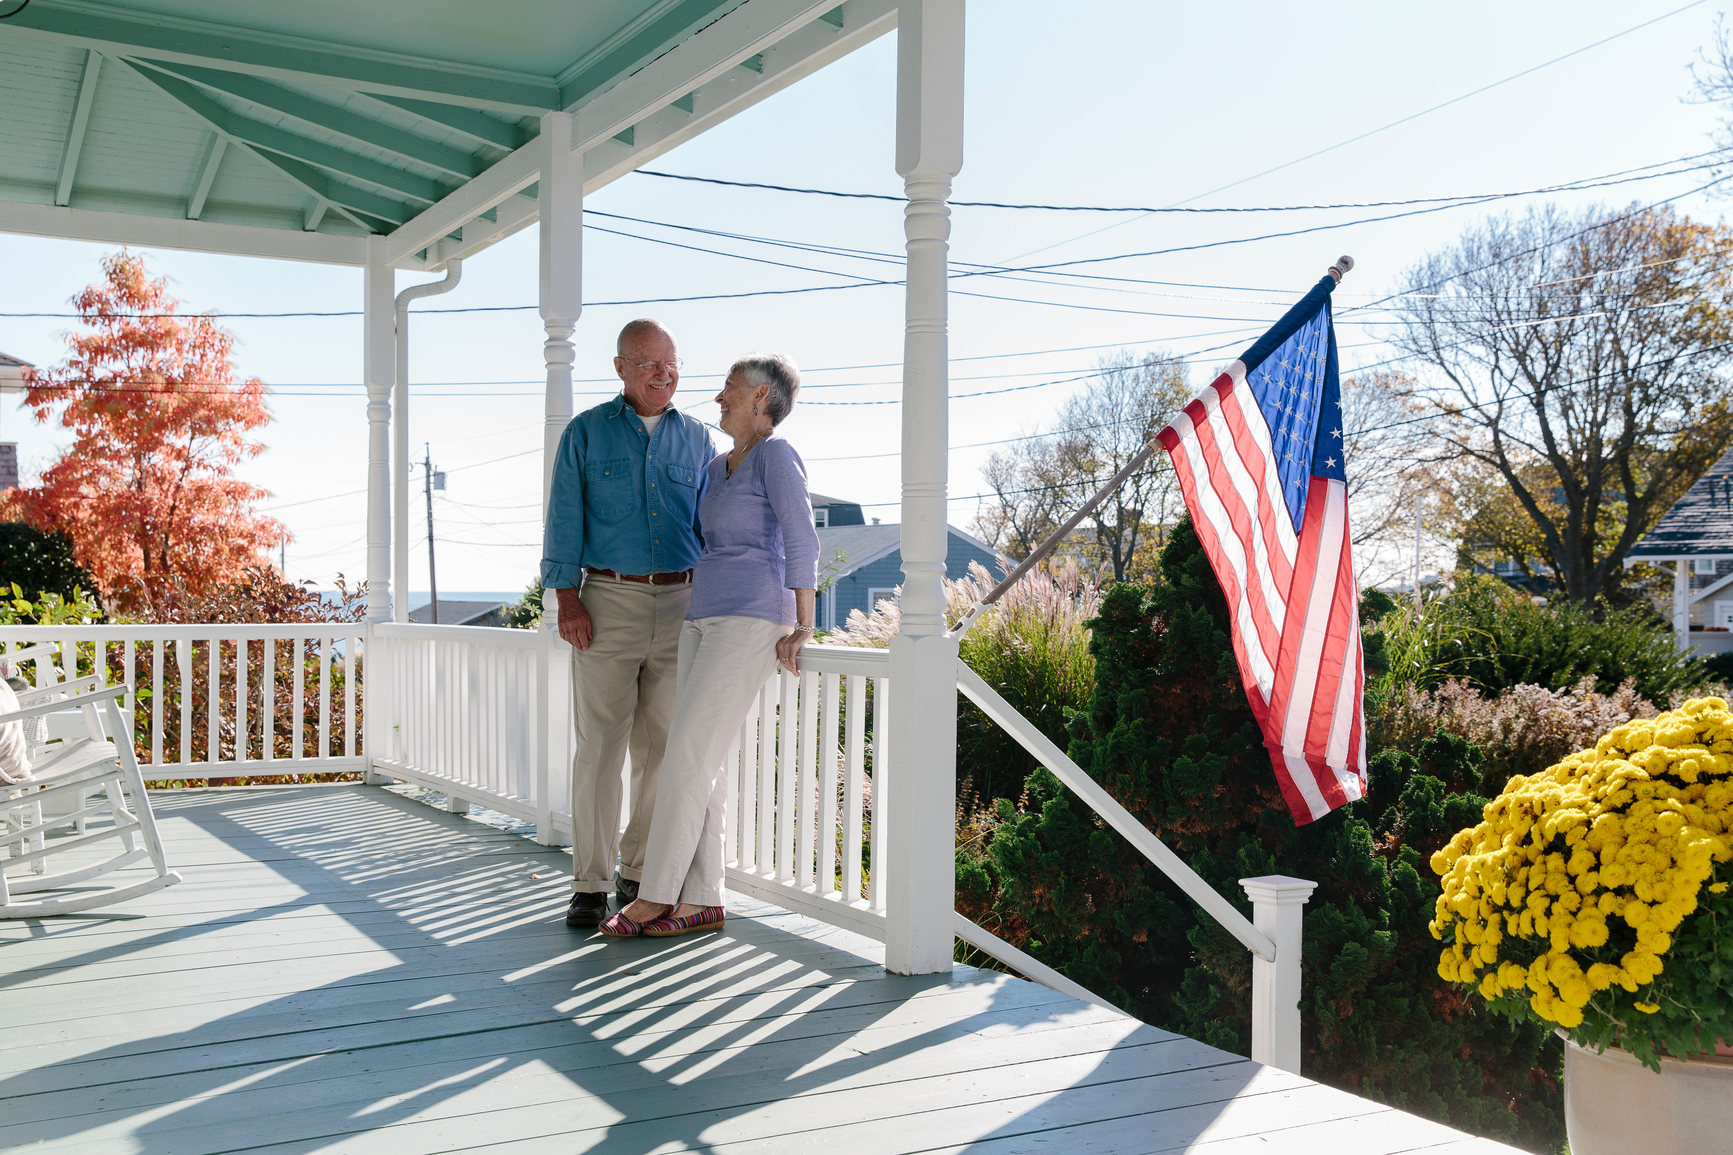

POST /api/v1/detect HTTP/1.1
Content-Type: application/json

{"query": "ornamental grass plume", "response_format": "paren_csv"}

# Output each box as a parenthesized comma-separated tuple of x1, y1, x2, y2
(1430, 696, 1733, 1071)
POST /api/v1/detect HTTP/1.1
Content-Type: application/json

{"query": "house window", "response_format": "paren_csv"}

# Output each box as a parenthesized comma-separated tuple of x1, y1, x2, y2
(814, 508, 828, 528)
(1716, 601, 1733, 629)
(1493, 557, 1520, 575)
(1695, 557, 1717, 575)
(867, 587, 898, 615)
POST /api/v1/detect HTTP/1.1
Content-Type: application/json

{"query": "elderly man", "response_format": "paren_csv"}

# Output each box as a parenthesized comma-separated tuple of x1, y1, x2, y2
(541, 318, 717, 928)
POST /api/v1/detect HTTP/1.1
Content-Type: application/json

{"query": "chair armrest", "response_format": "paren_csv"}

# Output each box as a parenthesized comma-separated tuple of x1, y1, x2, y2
(16, 674, 102, 708)
(0, 682, 127, 726)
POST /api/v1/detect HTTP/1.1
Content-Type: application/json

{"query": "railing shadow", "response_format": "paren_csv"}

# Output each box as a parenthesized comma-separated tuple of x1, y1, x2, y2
(0, 784, 1238, 1153)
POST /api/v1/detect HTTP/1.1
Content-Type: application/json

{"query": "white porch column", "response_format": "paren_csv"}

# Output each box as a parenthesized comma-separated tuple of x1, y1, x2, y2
(535, 109, 582, 846)
(885, 0, 964, 976)
(540, 110, 582, 515)
(363, 235, 395, 623)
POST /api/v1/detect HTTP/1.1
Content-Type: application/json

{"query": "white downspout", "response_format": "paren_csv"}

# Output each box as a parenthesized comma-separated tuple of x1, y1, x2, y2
(392, 261, 463, 623)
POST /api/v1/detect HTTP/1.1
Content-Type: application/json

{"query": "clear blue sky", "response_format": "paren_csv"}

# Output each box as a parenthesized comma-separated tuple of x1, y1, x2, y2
(0, 0, 1724, 592)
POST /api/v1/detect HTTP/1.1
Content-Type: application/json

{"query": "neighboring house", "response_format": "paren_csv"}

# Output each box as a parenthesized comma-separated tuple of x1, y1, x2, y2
(814, 515, 1006, 632)
(0, 352, 28, 491)
(1625, 445, 1733, 654)
(809, 492, 867, 528)
(408, 600, 505, 627)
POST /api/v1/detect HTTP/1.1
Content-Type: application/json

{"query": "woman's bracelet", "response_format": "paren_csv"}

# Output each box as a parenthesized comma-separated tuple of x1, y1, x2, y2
(790, 624, 814, 634)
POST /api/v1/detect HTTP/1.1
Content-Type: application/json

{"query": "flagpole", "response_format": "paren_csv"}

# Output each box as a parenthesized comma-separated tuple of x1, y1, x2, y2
(949, 256, 1355, 640)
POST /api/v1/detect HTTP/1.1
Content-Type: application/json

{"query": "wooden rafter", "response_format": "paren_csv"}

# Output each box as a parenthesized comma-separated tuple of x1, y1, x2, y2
(130, 64, 451, 207)
(4, 2, 558, 114)
(142, 61, 486, 182)
(185, 134, 227, 221)
(104, 56, 393, 231)
(365, 95, 531, 151)
(54, 49, 102, 207)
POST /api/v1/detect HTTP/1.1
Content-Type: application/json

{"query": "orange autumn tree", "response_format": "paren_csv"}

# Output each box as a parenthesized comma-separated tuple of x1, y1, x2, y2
(4, 250, 286, 616)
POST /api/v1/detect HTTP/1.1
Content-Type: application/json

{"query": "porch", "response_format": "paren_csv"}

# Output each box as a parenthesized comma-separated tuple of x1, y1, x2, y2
(0, 780, 1518, 1154)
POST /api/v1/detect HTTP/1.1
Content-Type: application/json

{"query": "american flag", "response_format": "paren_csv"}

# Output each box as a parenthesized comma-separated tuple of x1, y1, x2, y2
(1155, 274, 1366, 825)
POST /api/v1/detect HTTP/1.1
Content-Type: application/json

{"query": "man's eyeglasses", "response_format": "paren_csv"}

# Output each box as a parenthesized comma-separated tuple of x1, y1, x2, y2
(621, 357, 681, 374)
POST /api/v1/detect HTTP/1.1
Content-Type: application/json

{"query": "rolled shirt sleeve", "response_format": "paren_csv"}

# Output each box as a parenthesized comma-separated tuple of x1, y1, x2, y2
(763, 440, 820, 591)
(539, 421, 586, 589)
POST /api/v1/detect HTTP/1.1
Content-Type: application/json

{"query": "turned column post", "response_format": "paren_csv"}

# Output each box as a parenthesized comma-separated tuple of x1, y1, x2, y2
(885, 0, 965, 976)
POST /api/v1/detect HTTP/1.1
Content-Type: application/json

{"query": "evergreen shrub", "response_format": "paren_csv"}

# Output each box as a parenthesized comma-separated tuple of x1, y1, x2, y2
(955, 518, 1565, 1152)
(1378, 575, 1703, 704)
(0, 523, 97, 607)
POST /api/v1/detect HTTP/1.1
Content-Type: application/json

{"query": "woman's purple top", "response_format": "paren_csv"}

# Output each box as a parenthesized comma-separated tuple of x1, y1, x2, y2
(689, 435, 821, 626)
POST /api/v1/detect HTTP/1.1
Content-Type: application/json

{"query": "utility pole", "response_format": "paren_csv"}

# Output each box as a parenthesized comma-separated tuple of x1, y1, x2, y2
(280, 540, 286, 579)
(424, 442, 439, 624)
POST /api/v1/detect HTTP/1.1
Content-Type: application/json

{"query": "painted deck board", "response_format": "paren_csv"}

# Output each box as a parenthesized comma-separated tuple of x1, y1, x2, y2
(1, 784, 1523, 1154)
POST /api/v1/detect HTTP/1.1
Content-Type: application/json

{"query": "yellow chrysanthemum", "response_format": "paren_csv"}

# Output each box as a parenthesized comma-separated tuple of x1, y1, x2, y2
(1429, 697, 1733, 1029)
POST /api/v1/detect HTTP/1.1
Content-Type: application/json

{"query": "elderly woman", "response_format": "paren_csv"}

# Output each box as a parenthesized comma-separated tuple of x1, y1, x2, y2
(602, 352, 819, 938)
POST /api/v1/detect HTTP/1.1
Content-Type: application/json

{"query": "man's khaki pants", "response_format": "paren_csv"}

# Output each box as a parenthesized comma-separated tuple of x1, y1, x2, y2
(568, 575, 690, 894)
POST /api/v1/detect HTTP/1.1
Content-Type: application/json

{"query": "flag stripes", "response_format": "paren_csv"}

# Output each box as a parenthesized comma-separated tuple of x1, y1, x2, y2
(1156, 277, 1366, 825)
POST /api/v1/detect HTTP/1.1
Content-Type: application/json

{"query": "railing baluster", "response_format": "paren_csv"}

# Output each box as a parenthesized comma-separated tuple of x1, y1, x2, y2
(797, 669, 818, 887)
(869, 673, 888, 913)
(844, 673, 866, 904)
(776, 670, 797, 881)
(756, 678, 774, 873)
(735, 713, 752, 868)
(820, 671, 841, 898)
(206, 635, 219, 767)
(345, 632, 356, 759)
(236, 634, 248, 766)
(151, 638, 164, 769)
(319, 635, 331, 760)
(179, 640, 192, 769)
(263, 637, 275, 763)
(292, 637, 305, 761)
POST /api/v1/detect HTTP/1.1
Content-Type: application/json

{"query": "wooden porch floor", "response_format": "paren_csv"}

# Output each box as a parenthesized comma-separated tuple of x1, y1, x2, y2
(1, 784, 1522, 1154)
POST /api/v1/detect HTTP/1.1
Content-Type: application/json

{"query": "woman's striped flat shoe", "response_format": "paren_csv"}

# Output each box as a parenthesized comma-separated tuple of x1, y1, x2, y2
(599, 909, 653, 937)
(642, 906, 726, 937)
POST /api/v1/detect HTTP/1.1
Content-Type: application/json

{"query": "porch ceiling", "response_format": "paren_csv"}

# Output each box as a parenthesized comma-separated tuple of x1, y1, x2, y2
(0, 0, 886, 268)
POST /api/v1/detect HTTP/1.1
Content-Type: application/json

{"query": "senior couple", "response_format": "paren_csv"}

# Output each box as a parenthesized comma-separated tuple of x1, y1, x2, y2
(540, 318, 818, 938)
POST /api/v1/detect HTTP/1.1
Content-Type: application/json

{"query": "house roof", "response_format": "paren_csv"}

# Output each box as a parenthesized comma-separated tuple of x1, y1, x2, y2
(818, 523, 1009, 579)
(0, 2, 895, 269)
(1628, 445, 1733, 560)
(0, 352, 30, 369)
(407, 599, 502, 625)
(808, 492, 855, 508)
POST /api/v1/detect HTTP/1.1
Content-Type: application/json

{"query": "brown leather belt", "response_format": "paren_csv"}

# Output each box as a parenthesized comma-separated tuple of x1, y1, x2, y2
(585, 567, 693, 586)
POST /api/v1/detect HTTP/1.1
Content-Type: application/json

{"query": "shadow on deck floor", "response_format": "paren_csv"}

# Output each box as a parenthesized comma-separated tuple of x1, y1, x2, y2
(0, 784, 1518, 1154)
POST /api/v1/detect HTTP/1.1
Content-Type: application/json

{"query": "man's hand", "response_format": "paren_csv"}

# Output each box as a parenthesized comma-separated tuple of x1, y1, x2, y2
(555, 585, 594, 650)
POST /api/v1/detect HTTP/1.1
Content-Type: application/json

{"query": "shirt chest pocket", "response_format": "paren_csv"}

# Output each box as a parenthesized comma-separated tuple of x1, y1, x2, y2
(660, 463, 701, 522)
(585, 456, 636, 518)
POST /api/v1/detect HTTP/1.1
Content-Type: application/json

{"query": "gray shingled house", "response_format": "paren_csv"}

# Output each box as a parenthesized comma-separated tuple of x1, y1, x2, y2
(808, 494, 1005, 632)
(1625, 445, 1733, 655)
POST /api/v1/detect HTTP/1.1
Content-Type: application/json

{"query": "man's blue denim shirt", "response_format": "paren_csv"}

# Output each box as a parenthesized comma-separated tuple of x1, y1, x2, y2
(540, 395, 718, 589)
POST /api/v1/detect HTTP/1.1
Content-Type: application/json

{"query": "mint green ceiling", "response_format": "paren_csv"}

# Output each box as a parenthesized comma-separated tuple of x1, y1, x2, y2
(0, 0, 749, 239)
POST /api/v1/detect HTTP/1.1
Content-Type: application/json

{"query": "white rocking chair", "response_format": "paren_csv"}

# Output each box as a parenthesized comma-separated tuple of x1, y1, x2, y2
(0, 677, 182, 917)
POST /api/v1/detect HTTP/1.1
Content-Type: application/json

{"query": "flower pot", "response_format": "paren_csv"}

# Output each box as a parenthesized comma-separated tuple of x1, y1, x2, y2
(1562, 1035, 1733, 1155)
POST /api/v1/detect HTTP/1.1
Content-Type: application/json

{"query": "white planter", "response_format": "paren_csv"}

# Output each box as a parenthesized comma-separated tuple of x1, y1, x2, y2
(1562, 1034, 1733, 1155)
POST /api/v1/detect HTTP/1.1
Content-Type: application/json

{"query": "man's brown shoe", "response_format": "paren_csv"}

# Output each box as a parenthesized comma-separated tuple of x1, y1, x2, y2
(566, 892, 608, 928)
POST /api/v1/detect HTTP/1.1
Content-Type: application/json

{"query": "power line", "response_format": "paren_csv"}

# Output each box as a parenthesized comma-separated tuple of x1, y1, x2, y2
(1007, 0, 1713, 262)
(633, 148, 1727, 214)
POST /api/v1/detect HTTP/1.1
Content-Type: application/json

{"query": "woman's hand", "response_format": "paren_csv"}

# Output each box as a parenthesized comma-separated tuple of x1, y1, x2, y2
(776, 628, 809, 675)
(779, 587, 816, 674)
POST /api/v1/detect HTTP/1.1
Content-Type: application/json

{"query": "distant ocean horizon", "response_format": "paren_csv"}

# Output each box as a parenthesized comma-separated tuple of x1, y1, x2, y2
(315, 590, 526, 607)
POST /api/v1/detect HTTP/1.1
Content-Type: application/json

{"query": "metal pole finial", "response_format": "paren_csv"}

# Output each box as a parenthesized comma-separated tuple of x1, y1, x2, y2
(1327, 255, 1355, 283)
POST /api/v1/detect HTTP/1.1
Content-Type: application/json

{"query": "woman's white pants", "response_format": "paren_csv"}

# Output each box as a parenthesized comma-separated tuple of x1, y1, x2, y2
(638, 614, 786, 907)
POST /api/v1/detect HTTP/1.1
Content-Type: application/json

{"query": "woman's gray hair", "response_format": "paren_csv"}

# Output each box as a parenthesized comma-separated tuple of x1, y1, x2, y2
(731, 352, 801, 426)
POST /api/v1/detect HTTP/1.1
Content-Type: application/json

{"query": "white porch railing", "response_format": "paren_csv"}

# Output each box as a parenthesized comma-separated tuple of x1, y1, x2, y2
(0, 624, 365, 780)
(0, 619, 1309, 1071)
